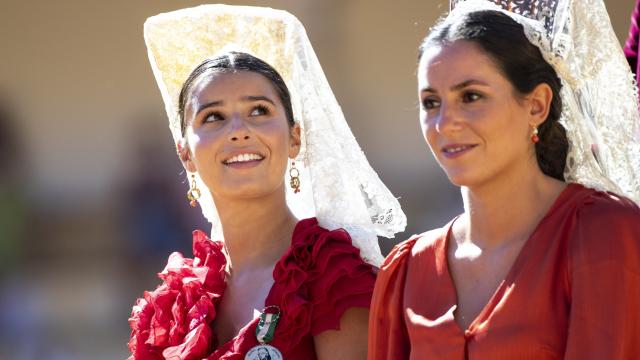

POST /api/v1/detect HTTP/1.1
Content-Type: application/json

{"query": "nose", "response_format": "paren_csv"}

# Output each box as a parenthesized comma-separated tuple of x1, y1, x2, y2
(228, 113, 251, 142)
(434, 102, 462, 134)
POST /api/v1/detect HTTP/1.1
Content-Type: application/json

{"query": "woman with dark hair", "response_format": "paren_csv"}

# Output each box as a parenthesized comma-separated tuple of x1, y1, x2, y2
(127, 5, 405, 360)
(369, 0, 640, 358)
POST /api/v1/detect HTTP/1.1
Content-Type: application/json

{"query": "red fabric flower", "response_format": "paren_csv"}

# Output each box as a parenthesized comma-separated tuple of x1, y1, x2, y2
(128, 230, 226, 360)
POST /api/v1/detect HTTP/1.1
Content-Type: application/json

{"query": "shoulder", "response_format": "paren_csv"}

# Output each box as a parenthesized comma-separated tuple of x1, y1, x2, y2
(287, 217, 368, 269)
(568, 185, 640, 268)
(128, 230, 227, 359)
(574, 186, 640, 222)
(272, 218, 376, 294)
(271, 218, 377, 338)
(383, 226, 449, 267)
(570, 185, 640, 238)
(379, 225, 450, 276)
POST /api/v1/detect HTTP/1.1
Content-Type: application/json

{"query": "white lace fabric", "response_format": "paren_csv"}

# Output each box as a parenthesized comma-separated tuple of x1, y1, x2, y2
(449, 0, 640, 203)
(144, 5, 406, 265)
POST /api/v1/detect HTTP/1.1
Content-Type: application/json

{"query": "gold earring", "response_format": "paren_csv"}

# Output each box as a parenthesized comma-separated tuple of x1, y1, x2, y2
(187, 173, 201, 207)
(531, 125, 540, 143)
(289, 160, 301, 194)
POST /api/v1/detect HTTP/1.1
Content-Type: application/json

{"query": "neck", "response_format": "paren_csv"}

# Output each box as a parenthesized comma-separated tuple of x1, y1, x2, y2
(214, 187, 298, 273)
(457, 160, 565, 249)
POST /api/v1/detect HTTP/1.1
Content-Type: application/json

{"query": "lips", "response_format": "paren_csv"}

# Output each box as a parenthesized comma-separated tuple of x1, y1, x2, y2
(223, 152, 265, 164)
(440, 144, 478, 158)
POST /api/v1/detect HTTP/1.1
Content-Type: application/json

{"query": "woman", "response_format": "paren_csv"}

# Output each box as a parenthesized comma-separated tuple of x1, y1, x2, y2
(128, 5, 405, 360)
(369, 0, 640, 358)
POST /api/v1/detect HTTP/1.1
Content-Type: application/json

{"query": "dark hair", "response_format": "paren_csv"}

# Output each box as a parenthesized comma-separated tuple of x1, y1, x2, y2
(419, 10, 568, 181)
(178, 51, 295, 136)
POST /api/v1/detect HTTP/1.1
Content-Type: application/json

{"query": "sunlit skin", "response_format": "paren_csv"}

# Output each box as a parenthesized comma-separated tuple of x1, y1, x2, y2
(179, 70, 369, 359)
(183, 71, 299, 201)
(418, 40, 566, 330)
(419, 41, 538, 189)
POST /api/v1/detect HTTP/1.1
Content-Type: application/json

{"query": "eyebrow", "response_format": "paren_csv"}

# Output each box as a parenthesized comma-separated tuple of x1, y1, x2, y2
(196, 100, 223, 115)
(420, 79, 490, 94)
(243, 95, 276, 106)
(195, 96, 276, 116)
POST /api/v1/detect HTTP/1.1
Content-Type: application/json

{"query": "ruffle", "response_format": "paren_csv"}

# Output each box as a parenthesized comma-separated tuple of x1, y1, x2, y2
(128, 230, 227, 360)
(128, 218, 377, 360)
(267, 218, 377, 344)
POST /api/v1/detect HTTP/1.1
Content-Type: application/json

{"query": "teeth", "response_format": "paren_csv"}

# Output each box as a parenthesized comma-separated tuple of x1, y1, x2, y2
(445, 146, 470, 153)
(225, 153, 264, 164)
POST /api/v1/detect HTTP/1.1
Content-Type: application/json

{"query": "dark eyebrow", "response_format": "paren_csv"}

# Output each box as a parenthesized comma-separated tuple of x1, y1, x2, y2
(420, 79, 490, 94)
(242, 95, 276, 106)
(451, 79, 489, 91)
(196, 96, 276, 115)
(196, 100, 223, 116)
(195, 96, 276, 116)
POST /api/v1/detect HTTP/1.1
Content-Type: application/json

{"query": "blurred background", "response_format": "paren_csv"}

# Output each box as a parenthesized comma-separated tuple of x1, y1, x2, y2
(0, 0, 635, 358)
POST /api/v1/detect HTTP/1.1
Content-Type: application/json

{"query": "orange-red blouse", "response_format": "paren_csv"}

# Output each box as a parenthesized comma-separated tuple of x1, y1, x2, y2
(369, 183, 640, 359)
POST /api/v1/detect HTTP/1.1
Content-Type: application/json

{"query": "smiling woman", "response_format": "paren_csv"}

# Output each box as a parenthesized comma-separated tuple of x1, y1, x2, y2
(127, 5, 405, 360)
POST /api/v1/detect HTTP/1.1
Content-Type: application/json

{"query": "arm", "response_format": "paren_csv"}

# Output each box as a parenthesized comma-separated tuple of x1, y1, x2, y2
(564, 198, 640, 358)
(314, 307, 370, 360)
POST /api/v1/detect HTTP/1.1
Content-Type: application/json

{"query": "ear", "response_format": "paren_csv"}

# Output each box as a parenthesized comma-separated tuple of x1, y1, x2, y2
(527, 83, 553, 127)
(288, 123, 302, 159)
(177, 138, 197, 173)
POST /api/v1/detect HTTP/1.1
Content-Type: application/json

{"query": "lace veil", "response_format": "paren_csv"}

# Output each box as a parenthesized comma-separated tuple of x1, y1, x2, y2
(144, 5, 406, 265)
(448, 0, 640, 203)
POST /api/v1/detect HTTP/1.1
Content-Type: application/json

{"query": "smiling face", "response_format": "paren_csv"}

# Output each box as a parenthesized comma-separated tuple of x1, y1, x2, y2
(418, 40, 542, 188)
(180, 70, 300, 201)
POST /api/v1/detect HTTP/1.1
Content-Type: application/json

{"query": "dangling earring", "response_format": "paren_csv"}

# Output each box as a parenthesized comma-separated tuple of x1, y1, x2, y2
(531, 125, 540, 143)
(187, 173, 201, 207)
(289, 160, 301, 194)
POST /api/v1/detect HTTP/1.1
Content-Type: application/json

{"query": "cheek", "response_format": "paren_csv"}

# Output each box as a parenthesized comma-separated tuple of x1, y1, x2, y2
(189, 129, 224, 164)
(420, 113, 438, 148)
(478, 108, 528, 157)
(258, 121, 291, 153)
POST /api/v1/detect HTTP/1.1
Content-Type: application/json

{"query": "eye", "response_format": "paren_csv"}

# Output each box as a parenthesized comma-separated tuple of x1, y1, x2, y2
(421, 97, 441, 111)
(250, 105, 269, 117)
(461, 91, 482, 103)
(203, 112, 224, 123)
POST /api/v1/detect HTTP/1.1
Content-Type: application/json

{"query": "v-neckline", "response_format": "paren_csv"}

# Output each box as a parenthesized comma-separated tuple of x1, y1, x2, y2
(211, 218, 307, 353)
(441, 183, 577, 335)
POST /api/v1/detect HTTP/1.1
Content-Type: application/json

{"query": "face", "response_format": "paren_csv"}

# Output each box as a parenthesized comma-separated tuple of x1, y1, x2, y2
(181, 70, 300, 201)
(418, 40, 543, 188)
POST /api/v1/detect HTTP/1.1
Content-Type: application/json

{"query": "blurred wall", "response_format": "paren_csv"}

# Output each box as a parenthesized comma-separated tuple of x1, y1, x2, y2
(0, 0, 635, 359)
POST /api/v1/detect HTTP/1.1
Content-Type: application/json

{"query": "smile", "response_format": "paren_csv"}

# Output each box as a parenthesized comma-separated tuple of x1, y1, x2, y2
(441, 144, 477, 158)
(223, 153, 265, 165)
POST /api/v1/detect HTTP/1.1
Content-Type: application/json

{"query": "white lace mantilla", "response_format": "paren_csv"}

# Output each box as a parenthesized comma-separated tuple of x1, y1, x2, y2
(144, 5, 407, 265)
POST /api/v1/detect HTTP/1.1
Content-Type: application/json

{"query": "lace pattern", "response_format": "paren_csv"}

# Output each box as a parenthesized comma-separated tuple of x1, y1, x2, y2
(144, 5, 407, 266)
(449, 0, 640, 203)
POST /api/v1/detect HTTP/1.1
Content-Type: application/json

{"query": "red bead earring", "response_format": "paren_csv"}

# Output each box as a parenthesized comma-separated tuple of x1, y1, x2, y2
(531, 125, 540, 143)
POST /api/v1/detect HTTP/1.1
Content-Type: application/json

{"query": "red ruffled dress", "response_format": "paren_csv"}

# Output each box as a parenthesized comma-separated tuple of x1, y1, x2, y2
(128, 217, 377, 359)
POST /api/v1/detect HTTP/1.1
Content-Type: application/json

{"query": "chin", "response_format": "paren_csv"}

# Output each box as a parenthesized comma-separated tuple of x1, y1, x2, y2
(222, 180, 285, 200)
(224, 185, 272, 199)
(443, 168, 483, 188)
